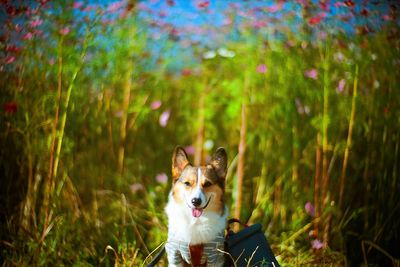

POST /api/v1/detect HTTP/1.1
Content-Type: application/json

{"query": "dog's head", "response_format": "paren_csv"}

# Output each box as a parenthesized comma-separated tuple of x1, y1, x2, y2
(171, 146, 227, 218)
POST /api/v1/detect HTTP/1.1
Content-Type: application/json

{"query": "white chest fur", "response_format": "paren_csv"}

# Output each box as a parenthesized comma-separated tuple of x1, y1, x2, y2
(165, 193, 227, 244)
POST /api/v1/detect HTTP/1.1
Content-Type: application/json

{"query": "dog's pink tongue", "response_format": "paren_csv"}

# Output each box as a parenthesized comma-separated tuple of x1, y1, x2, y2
(192, 208, 203, 218)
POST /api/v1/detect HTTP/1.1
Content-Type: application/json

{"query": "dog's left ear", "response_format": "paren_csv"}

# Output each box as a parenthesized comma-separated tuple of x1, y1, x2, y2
(210, 147, 228, 179)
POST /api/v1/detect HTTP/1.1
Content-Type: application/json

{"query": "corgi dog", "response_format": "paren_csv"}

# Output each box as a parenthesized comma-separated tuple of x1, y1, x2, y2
(165, 146, 228, 267)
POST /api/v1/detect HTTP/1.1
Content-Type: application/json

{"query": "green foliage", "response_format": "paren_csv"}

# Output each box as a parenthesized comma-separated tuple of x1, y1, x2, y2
(1, 1, 399, 266)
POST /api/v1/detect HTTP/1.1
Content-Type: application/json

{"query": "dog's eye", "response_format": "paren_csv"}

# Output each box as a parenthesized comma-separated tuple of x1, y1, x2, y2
(203, 181, 212, 187)
(183, 181, 191, 187)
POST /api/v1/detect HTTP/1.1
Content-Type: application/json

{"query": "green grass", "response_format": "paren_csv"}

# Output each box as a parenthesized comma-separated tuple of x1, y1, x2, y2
(1, 1, 399, 266)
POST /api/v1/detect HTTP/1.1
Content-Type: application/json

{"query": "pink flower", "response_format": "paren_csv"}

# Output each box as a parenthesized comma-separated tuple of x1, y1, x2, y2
(184, 145, 195, 155)
(266, 3, 283, 13)
(30, 18, 43, 27)
(5, 56, 15, 64)
(181, 68, 192, 76)
(197, 1, 210, 9)
(23, 32, 33, 40)
(256, 64, 267, 74)
(252, 20, 267, 29)
(107, 1, 124, 13)
(130, 183, 144, 193)
(48, 58, 56, 65)
(150, 100, 162, 110)
(83, 4, 97, 12)
(311, 239, 324, 250)
(305, 202, 315, 217)
(158, 10, 167, 18)
(156, 173, 168, 184)
(337, 79, 346, 93)
(159, 110, 170, 127)
(304, 69, 318, 80)
(308, 15, 323, 25)
(383, 14, 393, 21)
(73, 1, 83, 9)
(59, 27, 70, 36)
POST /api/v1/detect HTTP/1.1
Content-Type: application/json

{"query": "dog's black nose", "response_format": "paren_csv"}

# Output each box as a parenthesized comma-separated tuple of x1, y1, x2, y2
(191, 198, 202, 207)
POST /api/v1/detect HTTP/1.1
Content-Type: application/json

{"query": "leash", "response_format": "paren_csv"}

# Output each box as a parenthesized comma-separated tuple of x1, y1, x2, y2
(146, 244, 165, 267)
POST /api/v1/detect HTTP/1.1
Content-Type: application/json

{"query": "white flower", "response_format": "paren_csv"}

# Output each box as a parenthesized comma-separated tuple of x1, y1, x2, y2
(203, 139, 214, 150)
(203, 50, 216, 59)
(217, 47, 235, 58)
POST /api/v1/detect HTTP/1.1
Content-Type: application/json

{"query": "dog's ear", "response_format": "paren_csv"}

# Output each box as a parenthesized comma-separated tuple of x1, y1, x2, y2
(210, 147, 227, 179)
(172, 146, 190, 180)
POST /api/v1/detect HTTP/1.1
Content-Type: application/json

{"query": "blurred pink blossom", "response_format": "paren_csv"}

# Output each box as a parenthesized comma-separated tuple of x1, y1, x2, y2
(334, 2, 345, 7)
(73, 1, 83, 9)
(181, 68, 192, 76)
(197, 1, 210, 9)
(156, 173, 168, 184)
(383, 14, 393, 21)
(337, 79, 346, 93)
(304, 69, 318, 80)
(59, 27, 70, 36)
(305, 201, 315, 217)
(23, 32, 33, 40)
(150, 100, 162, 110)
(308, 15, 323, 25)
(107, 1, 124, 13)
(130, 183, 144, 193)
(5, 56, 16, 64)
(83, 4, 97, 12)
(266, 3, 283, 13)
(48, 58, 55, 65)
(311, 239, 324, 250)
(159, 110, 170, 127)
(222, 18, 232, 26)
(252, 20, 267, 29)
(158, 10, 167, 18)
(30, 18, 43, 27)
(256, 64, 267, 74)
(184, 145, 195, 155)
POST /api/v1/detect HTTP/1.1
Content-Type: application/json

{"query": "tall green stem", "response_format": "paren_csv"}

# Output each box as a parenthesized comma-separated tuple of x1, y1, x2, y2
(339, 64, 359, 209)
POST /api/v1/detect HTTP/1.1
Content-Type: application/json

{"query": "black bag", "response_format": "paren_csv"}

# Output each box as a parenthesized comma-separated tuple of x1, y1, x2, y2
(224, 219, 280, 267)
(146, 219, 280, 267)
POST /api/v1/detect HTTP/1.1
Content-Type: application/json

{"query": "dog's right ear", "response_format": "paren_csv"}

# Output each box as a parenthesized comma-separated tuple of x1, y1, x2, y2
(172, 146, 190, 181)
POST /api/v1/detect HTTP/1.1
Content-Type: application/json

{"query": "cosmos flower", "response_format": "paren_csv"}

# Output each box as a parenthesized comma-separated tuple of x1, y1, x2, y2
(156, 173, 168, 184)
(304, 69, 318, 80)
(30, 18, 43, 27)
(150, 100, 162, 110)
(73, 1, 83, 9)
(337, 79, 346, 93)
(256, 64, 267, 74)
(159, 110, 170, 127)
(5, 56, 16, 64)
(23, 32, 33, 40)
(107, 1, 125, 13)
(305, 201, 315, 217)
(59, 27, 70, 36)
(311, 239, 324, 250)
(130, 183, 144, 193)
(184, 145, 195, 155)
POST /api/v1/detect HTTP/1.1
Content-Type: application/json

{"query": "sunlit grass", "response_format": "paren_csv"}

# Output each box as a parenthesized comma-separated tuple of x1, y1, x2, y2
(1, 1, 399, 266)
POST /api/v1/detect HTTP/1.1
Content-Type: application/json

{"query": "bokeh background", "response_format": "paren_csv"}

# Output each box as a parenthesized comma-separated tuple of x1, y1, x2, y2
(1, 0, 399, 266)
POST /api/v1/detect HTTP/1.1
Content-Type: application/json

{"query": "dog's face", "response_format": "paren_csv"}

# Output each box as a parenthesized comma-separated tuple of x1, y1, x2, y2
(171, 146, 227, 218)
